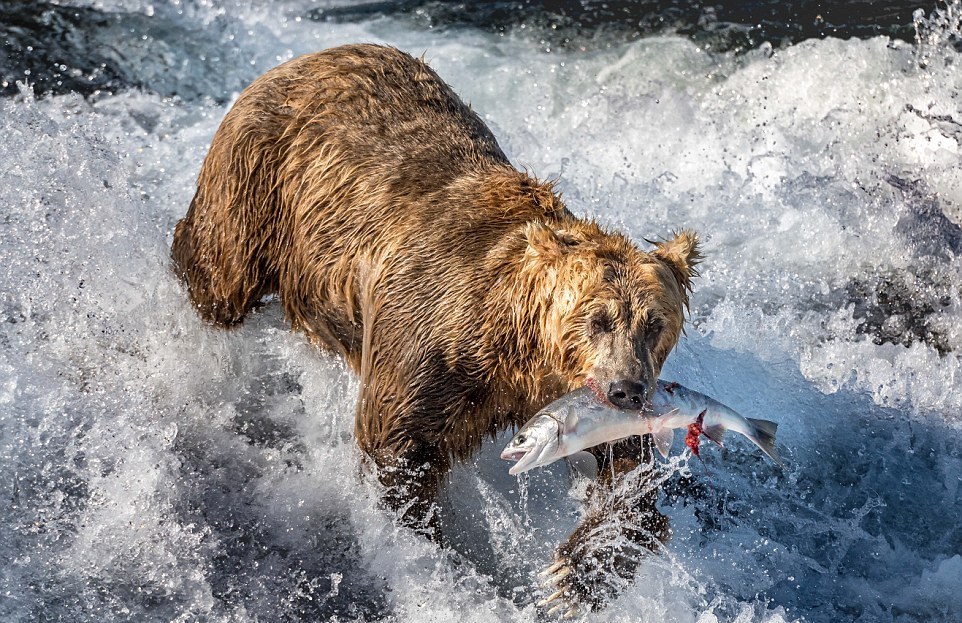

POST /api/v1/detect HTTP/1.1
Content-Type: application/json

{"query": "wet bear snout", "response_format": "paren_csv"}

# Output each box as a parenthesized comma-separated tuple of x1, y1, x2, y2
(607, 379, 648, 409)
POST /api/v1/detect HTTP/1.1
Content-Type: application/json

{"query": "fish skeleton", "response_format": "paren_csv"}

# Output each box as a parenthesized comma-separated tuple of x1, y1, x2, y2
(500, 380, 782, 475)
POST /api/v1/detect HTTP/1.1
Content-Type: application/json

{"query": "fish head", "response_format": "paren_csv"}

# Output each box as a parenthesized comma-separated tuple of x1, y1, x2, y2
(501, 411, 565, 476)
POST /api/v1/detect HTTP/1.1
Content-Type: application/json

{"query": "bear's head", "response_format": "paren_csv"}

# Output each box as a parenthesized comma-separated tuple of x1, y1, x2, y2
(524, 221, 700, 409)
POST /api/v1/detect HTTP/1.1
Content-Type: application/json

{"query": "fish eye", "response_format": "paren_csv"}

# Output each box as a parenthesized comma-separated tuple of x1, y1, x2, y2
(516, 434, 526, 444)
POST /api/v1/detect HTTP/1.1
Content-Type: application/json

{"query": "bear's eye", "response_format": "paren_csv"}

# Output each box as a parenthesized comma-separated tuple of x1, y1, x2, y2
(588, 313, 613, 337)
(644, 319, 664, 347)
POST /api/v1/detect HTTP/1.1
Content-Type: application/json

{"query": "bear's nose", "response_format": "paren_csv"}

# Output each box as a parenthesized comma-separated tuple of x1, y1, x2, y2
(607, 380, 648, 410)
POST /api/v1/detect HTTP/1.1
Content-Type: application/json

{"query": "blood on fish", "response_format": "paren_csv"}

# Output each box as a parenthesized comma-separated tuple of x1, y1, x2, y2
(685, 410, 706, 458)
(585, 377, 610, 404)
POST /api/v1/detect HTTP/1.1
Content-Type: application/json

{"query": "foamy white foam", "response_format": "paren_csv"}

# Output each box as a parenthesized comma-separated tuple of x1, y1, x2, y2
(2, 2, 961, 622)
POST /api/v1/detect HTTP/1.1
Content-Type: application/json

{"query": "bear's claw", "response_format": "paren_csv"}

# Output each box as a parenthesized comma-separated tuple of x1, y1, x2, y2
(546, 602, 581, 618)
(541, 566, 571, 587)
(539, 560, 565, 577)
(538, 589, 565, 608)
(537, 559, 585, 618)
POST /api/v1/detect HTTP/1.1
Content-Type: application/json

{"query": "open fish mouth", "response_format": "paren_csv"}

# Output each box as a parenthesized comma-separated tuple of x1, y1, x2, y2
(500, 449, 529, 462)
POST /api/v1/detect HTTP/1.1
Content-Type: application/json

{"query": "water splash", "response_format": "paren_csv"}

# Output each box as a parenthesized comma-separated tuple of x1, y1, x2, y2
(3, 2, 962, 622)
(516, 473, 531, 528)
(914, 0, 962, 68)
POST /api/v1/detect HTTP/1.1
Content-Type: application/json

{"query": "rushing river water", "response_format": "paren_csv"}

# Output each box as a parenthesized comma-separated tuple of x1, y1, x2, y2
(2, 1, 961, 621)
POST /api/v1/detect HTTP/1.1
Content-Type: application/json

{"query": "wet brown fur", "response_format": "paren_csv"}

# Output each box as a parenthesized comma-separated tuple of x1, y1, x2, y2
(172, 44, 700, 597)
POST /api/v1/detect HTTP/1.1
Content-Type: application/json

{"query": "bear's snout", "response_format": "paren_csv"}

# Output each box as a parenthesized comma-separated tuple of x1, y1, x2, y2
(607, 379, 648, 410)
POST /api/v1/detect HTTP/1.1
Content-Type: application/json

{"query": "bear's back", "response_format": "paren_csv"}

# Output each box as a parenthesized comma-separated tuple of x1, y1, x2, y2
(219, 44, 510, 199)
(176, 44, 571, 352)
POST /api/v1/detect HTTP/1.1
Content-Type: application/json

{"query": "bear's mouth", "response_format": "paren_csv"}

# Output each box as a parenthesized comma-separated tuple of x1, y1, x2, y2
(585, 377, 612, 405)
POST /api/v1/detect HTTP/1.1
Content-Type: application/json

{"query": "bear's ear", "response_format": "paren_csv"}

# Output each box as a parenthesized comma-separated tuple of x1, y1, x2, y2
(651, 229, 701, 292)
(524, 221, 567, 261)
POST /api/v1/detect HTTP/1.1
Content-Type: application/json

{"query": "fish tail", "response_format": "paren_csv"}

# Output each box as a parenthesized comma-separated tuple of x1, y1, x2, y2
(746, 417, 782, 467)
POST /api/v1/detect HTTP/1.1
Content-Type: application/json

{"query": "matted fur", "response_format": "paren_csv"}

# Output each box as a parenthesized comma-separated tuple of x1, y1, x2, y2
(172, 44, 700, 604)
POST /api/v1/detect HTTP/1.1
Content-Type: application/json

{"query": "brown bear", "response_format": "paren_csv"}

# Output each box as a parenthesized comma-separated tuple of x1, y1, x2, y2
(171, 44, 699, 613)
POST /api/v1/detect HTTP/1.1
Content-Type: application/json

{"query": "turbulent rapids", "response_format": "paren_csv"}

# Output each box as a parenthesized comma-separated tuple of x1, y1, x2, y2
(2, 2, 962, 622)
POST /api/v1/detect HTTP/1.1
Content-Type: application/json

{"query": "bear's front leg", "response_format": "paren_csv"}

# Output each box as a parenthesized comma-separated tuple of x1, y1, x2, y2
(539, 436, 671, 616)
(354, 356, 453, 543)
(368, 439, 449, 542)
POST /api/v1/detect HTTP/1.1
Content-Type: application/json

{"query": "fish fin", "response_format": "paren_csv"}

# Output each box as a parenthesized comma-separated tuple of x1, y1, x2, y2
(702, 423, 727, 446)
(563, 406, 579, 432)
(566, 451, 598, 480)
(746, 418, 783, 467)
(652, 428, 674, 458)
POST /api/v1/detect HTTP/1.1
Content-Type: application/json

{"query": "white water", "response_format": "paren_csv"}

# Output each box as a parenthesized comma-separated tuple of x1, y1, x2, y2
(2, 2, 961, 621)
